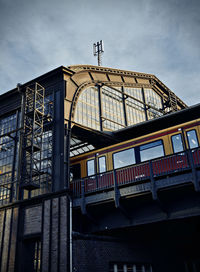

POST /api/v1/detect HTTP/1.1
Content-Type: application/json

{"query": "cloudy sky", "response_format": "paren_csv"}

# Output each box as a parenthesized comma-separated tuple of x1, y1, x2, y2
(0, 0, 199, 105)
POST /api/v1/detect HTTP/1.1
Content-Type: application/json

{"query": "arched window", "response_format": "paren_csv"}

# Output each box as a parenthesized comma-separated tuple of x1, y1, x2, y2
(74, 86, 163, 131)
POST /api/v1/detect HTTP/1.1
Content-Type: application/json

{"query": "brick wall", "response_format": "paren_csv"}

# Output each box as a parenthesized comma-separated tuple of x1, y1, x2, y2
(73, 237, 152, 272)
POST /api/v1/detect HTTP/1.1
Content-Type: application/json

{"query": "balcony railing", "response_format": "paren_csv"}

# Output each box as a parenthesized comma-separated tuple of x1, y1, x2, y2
(71, 147, 200, 198)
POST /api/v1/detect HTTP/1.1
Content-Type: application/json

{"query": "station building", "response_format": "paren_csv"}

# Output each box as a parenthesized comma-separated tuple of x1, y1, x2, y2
(0, 65, 200, 272)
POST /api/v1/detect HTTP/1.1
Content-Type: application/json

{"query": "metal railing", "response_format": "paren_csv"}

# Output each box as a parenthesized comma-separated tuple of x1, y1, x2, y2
(71, 147, 200, 198)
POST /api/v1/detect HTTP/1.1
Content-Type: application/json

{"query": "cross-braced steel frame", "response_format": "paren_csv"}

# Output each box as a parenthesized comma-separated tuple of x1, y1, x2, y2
(20, 83, 45, 190)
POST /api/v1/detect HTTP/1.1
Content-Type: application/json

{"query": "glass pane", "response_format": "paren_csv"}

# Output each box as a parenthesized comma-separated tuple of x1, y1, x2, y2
(87, 159, 95, 176)
(0, 113, 17, 205)
(74, 86, 100, 130)
(124, 87, 146, 126)
(113, 148, 135, 169)
(98, 156, 106, 173)
(140, 140, 164, 161)
(187, 130, 198, 149)
(144, 88, 163, 120)
(101, 86, 125, 131)
(172, 134, 184, 153)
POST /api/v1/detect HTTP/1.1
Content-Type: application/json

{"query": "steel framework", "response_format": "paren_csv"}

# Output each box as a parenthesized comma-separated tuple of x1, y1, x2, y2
(169, 91, 178, 111)
(20, 83, 45, 190)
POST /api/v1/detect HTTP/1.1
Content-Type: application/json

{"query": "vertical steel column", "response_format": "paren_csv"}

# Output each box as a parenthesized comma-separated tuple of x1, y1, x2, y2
(64, 79, 72, 272)
(97, 84, 103, 131)
(10, 110, 20, 202)
(122, 86, 128, 127)
(65, 121, 71, 189)
(17, 85, 25, 200)
(52, 82, 65, 191)
(141, 87, 148, 121)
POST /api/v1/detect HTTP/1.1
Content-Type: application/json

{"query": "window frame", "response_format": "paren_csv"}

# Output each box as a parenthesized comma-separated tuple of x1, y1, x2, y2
(171, 133, 184, 153)
(186, 129, 199, 149)
(112, 147, 136, 170)
(139, 139, 165, 162)
(97, 155, 107, 173)
(86, 158, 95, 176)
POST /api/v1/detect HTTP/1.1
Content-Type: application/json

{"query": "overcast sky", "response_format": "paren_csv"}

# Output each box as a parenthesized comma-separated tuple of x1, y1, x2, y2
(0, 0, 199, 105)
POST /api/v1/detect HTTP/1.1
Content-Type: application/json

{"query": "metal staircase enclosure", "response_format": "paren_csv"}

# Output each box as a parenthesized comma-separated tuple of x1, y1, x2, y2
(21, 83, 45, 190)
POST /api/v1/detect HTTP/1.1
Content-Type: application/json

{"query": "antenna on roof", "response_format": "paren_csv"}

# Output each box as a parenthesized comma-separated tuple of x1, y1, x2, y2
(93, 40, 104, 66)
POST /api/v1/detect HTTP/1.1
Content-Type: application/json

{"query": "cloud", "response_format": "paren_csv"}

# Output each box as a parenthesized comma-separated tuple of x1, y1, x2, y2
(0, 0, 200, 105)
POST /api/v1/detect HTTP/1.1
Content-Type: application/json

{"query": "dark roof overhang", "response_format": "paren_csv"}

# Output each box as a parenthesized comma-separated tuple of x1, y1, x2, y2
(71, 123, 118, 149)
(112, 103, 200, 142)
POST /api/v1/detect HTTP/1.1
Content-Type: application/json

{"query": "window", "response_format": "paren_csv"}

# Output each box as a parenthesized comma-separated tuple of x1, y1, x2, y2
(87, 159, 95, 176)
(0, 113, 17, 205)
(110, 263, 153, 272)
(70, 163, 81, 181)
(98, 156, 106, 173)
(171, 134, 184, 153)
(184, 260, 200, 271)
(21, 239, 41, 272)
(124, 87, 146, 126)
(140, 140, 164, 162)
(144, 88, 163, 120)
(74, 86, 100, 130)
(186, 130, 198, 149)
(101, 86, 125, 130)
(113, 148, 135, 169)
(34, 240, 41, 272)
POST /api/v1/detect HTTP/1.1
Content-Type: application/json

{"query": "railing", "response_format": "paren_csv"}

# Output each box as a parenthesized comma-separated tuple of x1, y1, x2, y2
(71, 147, 200, 198)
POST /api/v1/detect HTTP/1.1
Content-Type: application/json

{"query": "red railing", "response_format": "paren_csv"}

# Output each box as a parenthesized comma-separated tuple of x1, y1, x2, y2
(192, 149, 200, 166)
(71, 148, 200, 197)
(152, 153, 189, 176)
(116, 162, 150, 185)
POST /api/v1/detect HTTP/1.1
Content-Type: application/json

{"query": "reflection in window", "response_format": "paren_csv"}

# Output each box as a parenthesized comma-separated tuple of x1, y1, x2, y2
(87, 159, 95, 176)
(98, 156, 106, 173)
(113, 148, 135, 169)
(171, 134, 184, 153)
(0, 94, 54, 204)
(0, 113, 17, 205)
(140, 140, 164, 162)
(31, 125, 53, 197)
(186, 130, 198, 149)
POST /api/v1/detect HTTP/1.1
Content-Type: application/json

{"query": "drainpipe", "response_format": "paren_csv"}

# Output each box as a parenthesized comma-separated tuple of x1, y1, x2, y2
(70, 195, 73, 272)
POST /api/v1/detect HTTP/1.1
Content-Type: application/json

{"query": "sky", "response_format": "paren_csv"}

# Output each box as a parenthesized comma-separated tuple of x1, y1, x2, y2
(0, 0, 200, 106)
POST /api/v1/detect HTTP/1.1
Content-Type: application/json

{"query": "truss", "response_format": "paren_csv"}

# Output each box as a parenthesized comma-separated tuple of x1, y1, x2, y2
(21, 83, 45, 190)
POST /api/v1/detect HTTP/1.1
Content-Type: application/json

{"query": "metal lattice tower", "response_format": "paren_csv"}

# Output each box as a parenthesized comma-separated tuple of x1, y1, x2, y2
(169, 91, 178, 111)
(21, 83, 45, 190)
(93, 40, 104, 66)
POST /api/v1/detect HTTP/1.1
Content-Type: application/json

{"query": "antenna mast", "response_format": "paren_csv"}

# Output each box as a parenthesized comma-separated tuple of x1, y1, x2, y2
(93, 40, 104, 66)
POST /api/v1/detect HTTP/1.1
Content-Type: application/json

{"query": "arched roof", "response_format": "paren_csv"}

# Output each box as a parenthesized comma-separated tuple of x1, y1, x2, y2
(63, 65, 187, 130)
